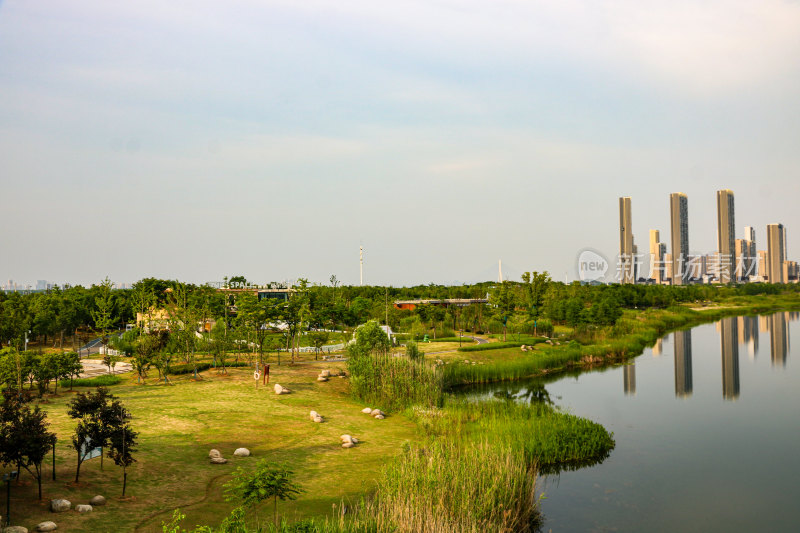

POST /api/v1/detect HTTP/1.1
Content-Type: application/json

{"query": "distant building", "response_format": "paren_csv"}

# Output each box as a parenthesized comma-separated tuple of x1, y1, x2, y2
(649, 230, 666, 284)
(670, 192, 689, 285)
(716, 190, 736, 283)
(757, 250, 768, 280)
(767, 223, 785, 283)
(619, 197, 635, 284)
(393, 298, 488, 310)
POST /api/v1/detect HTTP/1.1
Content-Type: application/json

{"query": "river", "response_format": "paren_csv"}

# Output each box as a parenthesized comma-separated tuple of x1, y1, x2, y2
(462, 312, 800, 532)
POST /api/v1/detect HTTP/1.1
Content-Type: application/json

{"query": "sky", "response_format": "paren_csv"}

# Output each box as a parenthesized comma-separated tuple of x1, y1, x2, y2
(2, 0, 800, 287)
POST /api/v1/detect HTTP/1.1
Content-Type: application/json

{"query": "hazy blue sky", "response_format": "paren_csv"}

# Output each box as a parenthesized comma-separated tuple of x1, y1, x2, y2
(2, 1, 800, 287)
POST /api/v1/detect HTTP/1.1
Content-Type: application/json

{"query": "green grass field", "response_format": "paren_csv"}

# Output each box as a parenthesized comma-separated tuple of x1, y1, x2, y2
(11, 362, 417, 532)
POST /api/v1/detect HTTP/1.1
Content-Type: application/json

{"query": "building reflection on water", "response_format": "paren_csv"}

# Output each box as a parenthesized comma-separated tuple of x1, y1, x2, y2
(623, 362, 636, 395)
(673, 329, 692, 398)
(720, 317, 740, 400)
(770, 312, 788, 367)
(737, 315, 758, 359)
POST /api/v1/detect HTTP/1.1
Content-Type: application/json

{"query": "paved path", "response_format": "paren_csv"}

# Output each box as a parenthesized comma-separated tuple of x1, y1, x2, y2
(79, 360, 132, 378)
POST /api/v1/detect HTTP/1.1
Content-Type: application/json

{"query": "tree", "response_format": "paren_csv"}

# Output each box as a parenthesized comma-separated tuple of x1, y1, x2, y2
(92, 277, 117, 355)
(236, 292, 278, 366)
(521, 271, 551, 335)
(102, 352, 121, 375)
(308, 331, 329, 360)
(105, 402, 138, 497)
(224, 460, 303, 528)
(0, 389, 55, 500)
(132, 334, 159, 384)
(59, 351, 83, 390)
(67, 387, 114, 481)
(490, 281, 516, 341)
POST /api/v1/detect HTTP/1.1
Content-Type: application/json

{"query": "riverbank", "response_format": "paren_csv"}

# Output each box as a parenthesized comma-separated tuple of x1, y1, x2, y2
(439, 294, 800, 388)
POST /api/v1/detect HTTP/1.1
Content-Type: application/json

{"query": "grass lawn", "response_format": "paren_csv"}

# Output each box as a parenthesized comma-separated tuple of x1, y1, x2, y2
(9, 360, 417, 532)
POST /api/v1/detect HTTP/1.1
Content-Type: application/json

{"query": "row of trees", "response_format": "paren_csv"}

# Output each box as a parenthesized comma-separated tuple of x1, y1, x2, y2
(0, 348, 83, 395)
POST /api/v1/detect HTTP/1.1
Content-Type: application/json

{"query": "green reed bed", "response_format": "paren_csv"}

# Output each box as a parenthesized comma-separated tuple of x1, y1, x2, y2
(348, 352, 443, 411)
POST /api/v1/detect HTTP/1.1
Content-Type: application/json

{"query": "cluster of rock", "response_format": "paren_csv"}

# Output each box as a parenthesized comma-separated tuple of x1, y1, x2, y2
(340, 434, 359, 448)
(521, 345, 531, 351)
(317, 369, 331, 382)
(209, 448, 249, 464)
(39, 495, 106, 529)
(309, 410, 324, 423)
(274, 383, 291, 395)
(361, 407, 385, 420)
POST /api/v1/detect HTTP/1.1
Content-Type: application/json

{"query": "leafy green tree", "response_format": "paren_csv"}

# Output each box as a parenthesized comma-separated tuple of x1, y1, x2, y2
(521, 271, 551, 335)
(308, 331, 329, 360)
(0, 389, 55, 500)
(92, 277, 117, 355)
(236, 292, 279, 366)
(490, 281, 516, 341)
(224, 460, 303, 528)
(105, 402, 138, 497)
(68, 387, 114, 480)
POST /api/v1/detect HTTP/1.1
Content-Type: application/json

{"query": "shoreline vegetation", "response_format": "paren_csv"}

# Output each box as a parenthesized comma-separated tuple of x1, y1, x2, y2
(4, 279, 800, 532)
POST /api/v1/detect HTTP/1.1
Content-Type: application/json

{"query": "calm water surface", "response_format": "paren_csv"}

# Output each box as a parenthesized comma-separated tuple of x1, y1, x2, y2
(464, 313, 800, 532)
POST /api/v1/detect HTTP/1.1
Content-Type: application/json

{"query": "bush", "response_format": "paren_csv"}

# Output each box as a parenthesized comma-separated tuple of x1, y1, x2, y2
(59, 375, 122, 387)
(457, 340, 544, 352)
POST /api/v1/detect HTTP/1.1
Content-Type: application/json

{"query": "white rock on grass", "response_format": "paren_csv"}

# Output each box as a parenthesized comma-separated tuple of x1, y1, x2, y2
(36, 522, 58, 532)
(374, 414, 385, 420)
(370, 409, 384, 417)
(208, 449, 221, 459)
(49, 500, 71, 513)
(309, 410, 319, 420)
(89, 495, 106, 506)
(317, 376, 328, 382)
(210, 457, 228, 464)
(361, 407, 372, 414)
(320, 369, 331, 378)
(341, 442, 355, 448)
(75, 504, 92, 513)
(313, 416, 323, 423)
(274, 384, 291, 395)
(340, 434, 353, 444)
(233, 448, 250, 457)
(4, 526, 28, 533)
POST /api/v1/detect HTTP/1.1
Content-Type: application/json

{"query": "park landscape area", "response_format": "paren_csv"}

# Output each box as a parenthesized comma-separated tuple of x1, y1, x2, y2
(3, 277, 800, 532)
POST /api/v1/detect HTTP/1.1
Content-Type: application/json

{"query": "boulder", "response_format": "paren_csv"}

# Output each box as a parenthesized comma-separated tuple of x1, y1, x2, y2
(233, 448, 250, 457)
(351, 437, 359, 444)
(312, 415, 323, 423)
(309, 410, 319, 420)
(340, 434, 353, 444)
(341, 442, 355, 448)
(274, 384, 290, 395)
(317, 376, 328, 382)
(36, 522, 58, 532)
(75, 504, 92, 513)
(89, 495, 106, 506)
(370, 409, 384, 417)
(4, 526, 28, 533)
(210, 457, 228, 464)
(361, 407, 372, 414)
(208, 449, 221, 459)
(374, 414, 385, 420)
(49, 500, 71, 513)
(320, 369, 331, 378)
(520, 345, 527, 352)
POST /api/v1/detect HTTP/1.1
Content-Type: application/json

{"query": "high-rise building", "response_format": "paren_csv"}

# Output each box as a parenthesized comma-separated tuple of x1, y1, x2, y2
(757, 250, 768, 279)
(744, 226, 755, 243)
(767, 223, 785, 283)
(649, 229, 666, 283)
(665, 252, 673, 282)
(674, 329, 693, 398)
(670, 193, 689, 285)
(783, 260, 799, 283)
(716, 190, 735, 283)
(619, 197, 634, 284)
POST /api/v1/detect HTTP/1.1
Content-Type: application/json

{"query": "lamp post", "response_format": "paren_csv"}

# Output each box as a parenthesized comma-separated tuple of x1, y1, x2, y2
(4, 470, 18, 527)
